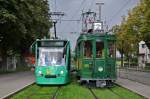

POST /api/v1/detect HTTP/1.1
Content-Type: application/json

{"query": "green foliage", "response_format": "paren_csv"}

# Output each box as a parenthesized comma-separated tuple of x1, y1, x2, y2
(113, 0, 150, 57)
(0, 0, 52, 58)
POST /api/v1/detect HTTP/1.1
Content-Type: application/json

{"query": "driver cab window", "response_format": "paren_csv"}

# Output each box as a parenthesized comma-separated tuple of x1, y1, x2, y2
(96, 41, 104, 58)
(84, 41, 92, 58)
(38, 47, 65, 66)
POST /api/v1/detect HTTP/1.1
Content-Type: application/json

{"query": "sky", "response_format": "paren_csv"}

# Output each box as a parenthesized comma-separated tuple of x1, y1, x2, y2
(48, 0, 140, 49)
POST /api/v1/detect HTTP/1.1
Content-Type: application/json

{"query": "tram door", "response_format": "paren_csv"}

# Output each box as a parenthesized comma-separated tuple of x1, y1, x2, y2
(94, 40, 105, 78)
(82, 40, 94, 78)
(106, 41, 116, 78)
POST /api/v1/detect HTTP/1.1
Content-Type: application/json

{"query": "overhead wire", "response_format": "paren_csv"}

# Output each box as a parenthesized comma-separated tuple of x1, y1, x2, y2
(54, 0, 57, 11)
(71, 0, 87, 19)
(60, 0, 87, 34)
(107, 0, 131, 25)
(89, 0, 95, 11)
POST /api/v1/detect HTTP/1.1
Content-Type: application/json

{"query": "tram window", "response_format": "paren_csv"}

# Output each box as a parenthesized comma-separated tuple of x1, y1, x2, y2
(84, 41, 92, 58)
(96, 41, 104, 58)
(108, 42, 115, 58)
(38, 48, 65, 66)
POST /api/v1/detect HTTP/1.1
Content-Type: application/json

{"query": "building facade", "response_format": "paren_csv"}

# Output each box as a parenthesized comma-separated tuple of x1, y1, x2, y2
(138, 41, 150, 68)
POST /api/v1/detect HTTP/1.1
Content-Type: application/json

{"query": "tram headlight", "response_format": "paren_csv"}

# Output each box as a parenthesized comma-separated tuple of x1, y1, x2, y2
(98, 67, 103, 72)
(60, 70, 64, 74)
(38, 71, 42, 74)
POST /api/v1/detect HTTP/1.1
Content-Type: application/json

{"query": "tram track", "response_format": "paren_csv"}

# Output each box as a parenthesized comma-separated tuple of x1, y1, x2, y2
(26, 86, 62, 99)
(88, 87, 99, 99)
(26, 85, 49, 99)
(51, 86, 62, 99)
(108, 87, 125, 99)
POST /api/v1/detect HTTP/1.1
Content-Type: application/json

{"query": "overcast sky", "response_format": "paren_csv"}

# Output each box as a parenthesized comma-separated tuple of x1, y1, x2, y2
(48, 0, 139, 49)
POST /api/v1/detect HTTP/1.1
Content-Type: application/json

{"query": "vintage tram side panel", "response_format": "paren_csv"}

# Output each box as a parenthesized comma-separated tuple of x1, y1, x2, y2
(81, 38, 95, 79)
(75, 41, 81, 77)
(105, 35, 117, 80)
(75, 39, 85, 78)
(75, 33, 117, 87)
(93, 35, 104, 79)
(93, 34, 117, 80)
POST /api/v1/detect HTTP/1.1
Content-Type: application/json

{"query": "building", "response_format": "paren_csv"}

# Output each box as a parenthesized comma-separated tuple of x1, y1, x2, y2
(138, 41, 150, 68)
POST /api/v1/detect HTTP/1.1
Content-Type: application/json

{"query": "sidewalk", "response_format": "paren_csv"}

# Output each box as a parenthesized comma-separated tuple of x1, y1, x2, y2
(116, 77, 150, 98)
(0, 71, 35, 99)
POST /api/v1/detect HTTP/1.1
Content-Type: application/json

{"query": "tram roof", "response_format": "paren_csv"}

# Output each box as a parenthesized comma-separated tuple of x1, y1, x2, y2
(77, 32, 116, 42)
(36, 39, 69, 42)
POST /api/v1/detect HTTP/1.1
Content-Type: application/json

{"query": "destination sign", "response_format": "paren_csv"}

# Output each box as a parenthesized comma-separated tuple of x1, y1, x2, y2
(40, 41, 64, 47)
(94, 22, 103, 31)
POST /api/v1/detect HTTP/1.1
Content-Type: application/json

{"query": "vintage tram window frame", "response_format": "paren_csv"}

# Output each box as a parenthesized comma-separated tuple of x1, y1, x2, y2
(107, 40, 116, 58)
(83, 40, 93, 59)
(96, 40, 105, 59)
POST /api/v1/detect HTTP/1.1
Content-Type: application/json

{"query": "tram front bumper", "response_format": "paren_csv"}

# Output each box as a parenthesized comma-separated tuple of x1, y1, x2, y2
(35, 74, 69, 85)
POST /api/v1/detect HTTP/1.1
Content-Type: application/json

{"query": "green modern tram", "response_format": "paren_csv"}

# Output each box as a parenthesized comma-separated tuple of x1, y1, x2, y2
(31, 39, 71, 85)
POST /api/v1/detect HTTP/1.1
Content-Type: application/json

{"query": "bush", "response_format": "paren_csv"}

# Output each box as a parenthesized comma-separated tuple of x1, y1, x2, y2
(146, 63, 150, 67)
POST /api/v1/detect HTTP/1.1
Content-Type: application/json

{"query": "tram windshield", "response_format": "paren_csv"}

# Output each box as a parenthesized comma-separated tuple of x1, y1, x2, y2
(38, 47, 65, 66)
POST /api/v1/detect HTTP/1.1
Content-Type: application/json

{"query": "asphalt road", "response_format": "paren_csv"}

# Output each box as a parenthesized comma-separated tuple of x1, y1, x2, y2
(0, 71, 35, 99)
(118, 68, 150, 86)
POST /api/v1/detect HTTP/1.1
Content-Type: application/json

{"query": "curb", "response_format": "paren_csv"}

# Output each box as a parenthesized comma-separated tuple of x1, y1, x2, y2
(116, 78, 149, 99)
(1, 81, 35, 99)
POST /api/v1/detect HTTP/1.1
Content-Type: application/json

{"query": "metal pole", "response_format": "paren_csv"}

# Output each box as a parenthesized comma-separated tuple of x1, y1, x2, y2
(99, 4, 101, 21)
(121, 40, 124, 68)
(53, 21, 57, 38)
(96, 3, 104, 22)
(49, 12, 64, 38)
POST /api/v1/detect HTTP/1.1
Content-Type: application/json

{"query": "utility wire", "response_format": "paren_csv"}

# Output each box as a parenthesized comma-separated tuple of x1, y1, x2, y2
(71, 0, 87, 19)
(61, 0, 87, 34)
(54, 0, 57, 11)
(107, 0, 131, 24)
(89, 0, 95, 10)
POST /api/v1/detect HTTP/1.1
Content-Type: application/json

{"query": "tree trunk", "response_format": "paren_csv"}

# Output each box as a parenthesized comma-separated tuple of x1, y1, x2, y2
(1, 49, 7, 71)
(1, 55, 7, 71)
(121, 52, 124, 68)
(127, 54, 130, 68)
(121, 40, 124, 68)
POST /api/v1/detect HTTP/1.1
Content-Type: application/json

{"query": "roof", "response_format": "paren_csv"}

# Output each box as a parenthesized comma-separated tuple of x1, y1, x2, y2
(36, 39, 68, 42)
(77, 32, 116, 42)
(139, 41, 145, 45)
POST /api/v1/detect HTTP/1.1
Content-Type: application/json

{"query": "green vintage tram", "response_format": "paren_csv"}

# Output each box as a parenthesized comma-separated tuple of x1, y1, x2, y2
(75, 33, 116, 87)
(74, 10, 117, 87)
(31, 39, 71, 85)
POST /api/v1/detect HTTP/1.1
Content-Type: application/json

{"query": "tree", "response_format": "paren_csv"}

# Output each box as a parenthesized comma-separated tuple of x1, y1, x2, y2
(139, 0, 150, 49)
(113, 0, 150, 64)
(0, 0, 52, 68)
